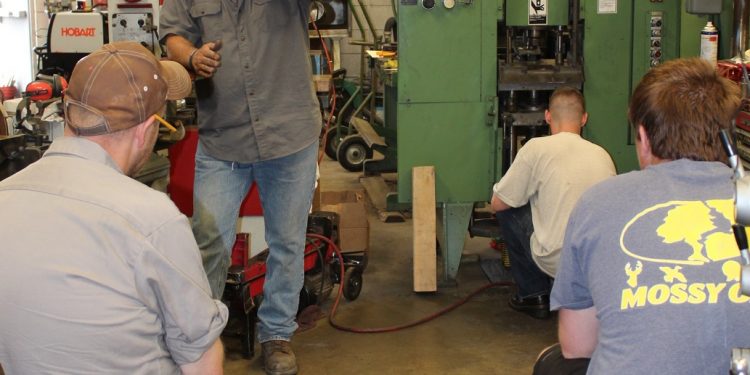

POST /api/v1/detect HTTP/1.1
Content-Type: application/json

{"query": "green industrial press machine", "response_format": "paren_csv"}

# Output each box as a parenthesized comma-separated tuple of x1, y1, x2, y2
(394, 0, 740, 283)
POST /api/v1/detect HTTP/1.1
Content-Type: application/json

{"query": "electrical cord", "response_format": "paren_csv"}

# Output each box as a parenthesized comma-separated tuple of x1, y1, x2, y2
(305, 233, 514, 334)
(310, 18, 338, 164)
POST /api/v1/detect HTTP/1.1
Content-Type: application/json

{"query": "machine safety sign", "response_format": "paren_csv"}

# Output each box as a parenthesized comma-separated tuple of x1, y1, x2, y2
(529, 0, 547, 25)
(598, 0, 617, 14)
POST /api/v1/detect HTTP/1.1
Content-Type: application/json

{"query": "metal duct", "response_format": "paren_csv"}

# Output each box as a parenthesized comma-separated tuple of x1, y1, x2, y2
(733, 0, 750, 57)
(571, 0, 579, 66)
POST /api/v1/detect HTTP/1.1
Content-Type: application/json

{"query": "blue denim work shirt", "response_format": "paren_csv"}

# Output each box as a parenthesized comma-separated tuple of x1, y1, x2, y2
(160, 0, 322, 163)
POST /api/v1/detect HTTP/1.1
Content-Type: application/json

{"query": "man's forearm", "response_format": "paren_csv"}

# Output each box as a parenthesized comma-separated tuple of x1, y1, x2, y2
(164, 35, 221, 78)
(558, 307, 598, 359)
(164, 34, 197, 70)
(180, 339, 224, 375)
(491, 195, 511, 212)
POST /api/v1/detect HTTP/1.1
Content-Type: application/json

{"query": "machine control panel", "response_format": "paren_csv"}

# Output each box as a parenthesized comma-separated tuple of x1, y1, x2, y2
(108, 0, 160, 54)
(649, 12, 663, 67)
(409, 0, 468, 8)
(110, 12, 155, 50)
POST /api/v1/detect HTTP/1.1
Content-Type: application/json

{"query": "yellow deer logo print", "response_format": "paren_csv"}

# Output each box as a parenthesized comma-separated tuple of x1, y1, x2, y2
(625, 261, 643, 288)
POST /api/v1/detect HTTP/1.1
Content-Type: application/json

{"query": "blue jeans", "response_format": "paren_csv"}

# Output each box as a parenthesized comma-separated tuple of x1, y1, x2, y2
(192, 140, 318, 343)
(495, 204, 552, 298)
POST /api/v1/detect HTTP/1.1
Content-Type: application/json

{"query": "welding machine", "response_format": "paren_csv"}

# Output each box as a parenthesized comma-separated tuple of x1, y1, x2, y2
(36, 0, 161, 78)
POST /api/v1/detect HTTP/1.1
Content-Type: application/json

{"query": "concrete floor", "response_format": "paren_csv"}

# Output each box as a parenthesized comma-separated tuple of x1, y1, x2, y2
(222, 158, 557, 374)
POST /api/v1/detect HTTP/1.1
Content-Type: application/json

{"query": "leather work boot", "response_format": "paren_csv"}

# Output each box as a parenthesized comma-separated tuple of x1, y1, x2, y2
(261, 340, 298, 375)
(508, 294, 551, 320)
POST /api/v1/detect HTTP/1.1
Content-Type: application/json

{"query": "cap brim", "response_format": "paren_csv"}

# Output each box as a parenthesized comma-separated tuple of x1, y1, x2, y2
(160, 60, 192, 100)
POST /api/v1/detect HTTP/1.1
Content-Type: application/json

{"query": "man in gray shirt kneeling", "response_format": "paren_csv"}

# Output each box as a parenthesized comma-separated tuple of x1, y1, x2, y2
(0, 41, 228, 374)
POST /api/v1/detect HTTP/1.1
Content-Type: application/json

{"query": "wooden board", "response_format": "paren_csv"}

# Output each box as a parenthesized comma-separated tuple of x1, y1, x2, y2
(360, 175, 405, 222)
(412, 166, 436, 292)
(360, 176, 389, 210)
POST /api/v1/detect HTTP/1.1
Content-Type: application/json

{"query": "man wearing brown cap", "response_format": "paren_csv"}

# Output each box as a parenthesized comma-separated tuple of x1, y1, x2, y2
(0, 41, 228, 374)
(160, 2, 321, 374)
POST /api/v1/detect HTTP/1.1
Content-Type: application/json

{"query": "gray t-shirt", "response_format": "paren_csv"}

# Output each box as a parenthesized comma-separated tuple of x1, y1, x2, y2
(0, 137, 228, 374)
(160, 0, 322, 163)
(552, 159, 750, 374)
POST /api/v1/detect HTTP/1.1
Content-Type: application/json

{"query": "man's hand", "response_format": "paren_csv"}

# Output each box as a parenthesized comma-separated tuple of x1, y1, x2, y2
(191, 40, 222, 78)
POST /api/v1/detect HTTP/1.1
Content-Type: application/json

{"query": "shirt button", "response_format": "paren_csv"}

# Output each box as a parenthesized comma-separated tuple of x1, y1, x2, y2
(254, 117, 259, 122)
(241, 36, 246, 41)
(245, 64, 249, 69)
(250, 92, 255, 96)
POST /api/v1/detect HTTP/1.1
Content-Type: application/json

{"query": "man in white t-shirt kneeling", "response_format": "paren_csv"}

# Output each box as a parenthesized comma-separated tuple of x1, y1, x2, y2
(491, 86, 616, 319)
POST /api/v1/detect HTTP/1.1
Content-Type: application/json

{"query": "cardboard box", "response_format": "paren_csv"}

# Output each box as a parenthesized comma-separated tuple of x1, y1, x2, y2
(312, 74, 332, 92)
(320, 190, 369, 253)
(311, 183, 322, 212)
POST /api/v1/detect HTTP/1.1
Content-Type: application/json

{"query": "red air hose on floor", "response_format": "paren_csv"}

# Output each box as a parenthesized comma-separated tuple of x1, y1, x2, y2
(305, 233, 513, 334)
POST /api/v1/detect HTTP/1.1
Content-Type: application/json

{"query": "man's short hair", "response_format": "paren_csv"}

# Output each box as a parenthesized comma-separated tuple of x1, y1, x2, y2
(628, 57, 740, 162)
(549, 86, 585, 123)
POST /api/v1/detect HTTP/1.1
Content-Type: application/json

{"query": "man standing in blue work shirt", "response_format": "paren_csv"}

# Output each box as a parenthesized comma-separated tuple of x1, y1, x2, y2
(160, 2, 321, 374)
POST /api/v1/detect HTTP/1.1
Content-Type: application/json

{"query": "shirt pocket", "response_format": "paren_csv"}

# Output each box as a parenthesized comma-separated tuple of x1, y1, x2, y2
(189, 1, 223, 42)
(251, 0, 294, 31)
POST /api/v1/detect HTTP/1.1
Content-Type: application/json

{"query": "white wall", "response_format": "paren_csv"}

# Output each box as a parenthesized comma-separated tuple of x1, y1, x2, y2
(0, 0, 40, 94)
(31, 0, 48, 55)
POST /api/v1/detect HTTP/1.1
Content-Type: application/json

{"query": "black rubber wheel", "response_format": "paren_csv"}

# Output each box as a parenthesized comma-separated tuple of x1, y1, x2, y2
(336, 135, 372, 172)
(297, 284, 316, 314)
(342, 268, 363, 301)
(252, 294, 263, 311)
(324, 126, 344, 161)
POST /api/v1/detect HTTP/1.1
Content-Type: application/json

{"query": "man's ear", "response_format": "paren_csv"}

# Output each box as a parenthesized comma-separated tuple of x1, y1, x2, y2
(635, 124, 655, 168)
(132, 117, 156, 149)
(544, 109, 552, 125)
(580, 112, 588, 127)
(637, 125, 651, 152)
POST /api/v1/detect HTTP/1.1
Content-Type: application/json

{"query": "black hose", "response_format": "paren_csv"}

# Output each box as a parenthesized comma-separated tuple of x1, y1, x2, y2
(384, 17, 397, 43)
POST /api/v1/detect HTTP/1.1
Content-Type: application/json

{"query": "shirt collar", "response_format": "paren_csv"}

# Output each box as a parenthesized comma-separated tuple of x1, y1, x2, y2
(43, 136, 123, 174)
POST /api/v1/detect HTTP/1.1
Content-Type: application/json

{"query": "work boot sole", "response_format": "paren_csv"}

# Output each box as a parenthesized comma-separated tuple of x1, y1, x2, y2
(263, 365, 298, 375)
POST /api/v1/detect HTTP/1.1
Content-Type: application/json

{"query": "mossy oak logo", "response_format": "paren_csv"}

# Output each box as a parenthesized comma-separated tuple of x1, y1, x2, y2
(618, 199, 750, 309)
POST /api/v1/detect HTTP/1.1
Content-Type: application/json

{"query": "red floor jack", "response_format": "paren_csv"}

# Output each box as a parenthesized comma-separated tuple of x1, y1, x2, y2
(222, 211, 366, 358)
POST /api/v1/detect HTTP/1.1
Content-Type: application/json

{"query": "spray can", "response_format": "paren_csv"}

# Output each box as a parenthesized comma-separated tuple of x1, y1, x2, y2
(701, 21, 719, 66)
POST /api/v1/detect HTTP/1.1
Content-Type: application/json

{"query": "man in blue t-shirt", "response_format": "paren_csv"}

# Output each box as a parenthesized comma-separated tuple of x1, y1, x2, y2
(534, 58, 750, 375)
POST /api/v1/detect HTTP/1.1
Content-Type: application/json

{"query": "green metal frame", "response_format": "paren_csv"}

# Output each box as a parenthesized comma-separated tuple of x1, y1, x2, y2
(393, 0, 737, 283)
(397, 1, 498, 204)
(397, 0, 499, 281)
(506, 0, 568, 26)
(583, 0, 735, 173)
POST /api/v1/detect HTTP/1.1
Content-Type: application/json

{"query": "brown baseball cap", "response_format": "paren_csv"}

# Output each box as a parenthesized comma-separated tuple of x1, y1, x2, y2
(64, 41, 191, 136)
